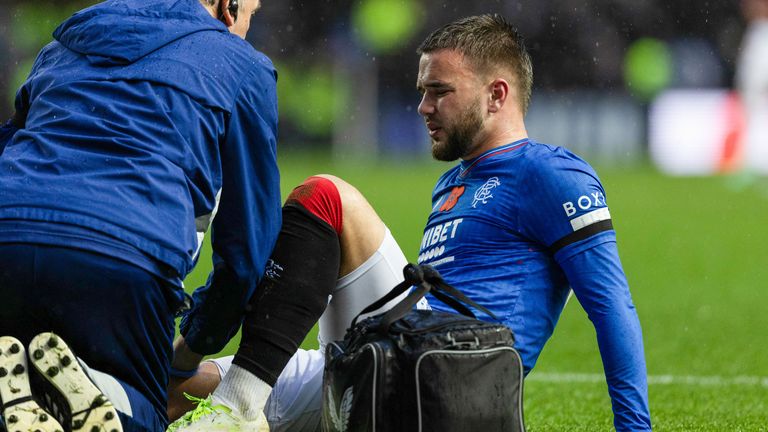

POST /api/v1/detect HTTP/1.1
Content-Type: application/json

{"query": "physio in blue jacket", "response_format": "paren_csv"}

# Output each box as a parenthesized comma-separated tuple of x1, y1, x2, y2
(0, 0, 280, 431)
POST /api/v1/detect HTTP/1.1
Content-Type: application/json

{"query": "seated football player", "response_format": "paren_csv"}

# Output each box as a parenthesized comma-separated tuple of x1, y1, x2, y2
(169, 13, 652, 432)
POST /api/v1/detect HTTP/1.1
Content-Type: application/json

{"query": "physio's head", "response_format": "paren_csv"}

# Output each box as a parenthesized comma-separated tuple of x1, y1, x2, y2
(417, 14, 532, 115)
(200, 0, 262, 38)
(742, 0, 768, 21)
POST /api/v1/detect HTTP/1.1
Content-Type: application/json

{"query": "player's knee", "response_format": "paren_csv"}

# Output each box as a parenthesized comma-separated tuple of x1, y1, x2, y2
(311, 174, 364, 206)
(311, 174, 376, 220)
(286, 175, 344, 234)
(286, 174, 381, 241)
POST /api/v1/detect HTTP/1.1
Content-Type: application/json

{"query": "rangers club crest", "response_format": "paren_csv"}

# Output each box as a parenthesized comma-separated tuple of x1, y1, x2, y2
(472, 177, 501, 208)
(439, 185, 465, 212)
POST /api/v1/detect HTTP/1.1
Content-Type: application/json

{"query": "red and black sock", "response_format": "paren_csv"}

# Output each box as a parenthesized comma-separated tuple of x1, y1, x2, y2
(232, 177, 342, 385)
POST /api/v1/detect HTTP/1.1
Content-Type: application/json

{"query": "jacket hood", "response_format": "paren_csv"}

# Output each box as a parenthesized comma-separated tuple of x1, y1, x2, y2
(54, 0, 226, 66)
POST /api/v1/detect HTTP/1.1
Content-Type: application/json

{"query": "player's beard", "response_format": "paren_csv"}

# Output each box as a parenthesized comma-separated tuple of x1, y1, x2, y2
(431, 98, 484, 162)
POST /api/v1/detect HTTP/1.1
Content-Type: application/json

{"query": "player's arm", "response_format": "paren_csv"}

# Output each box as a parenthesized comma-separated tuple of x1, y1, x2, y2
(178, 60, 282, 358)
(555, 241, 652, 431)
(520, 148, 651, 431)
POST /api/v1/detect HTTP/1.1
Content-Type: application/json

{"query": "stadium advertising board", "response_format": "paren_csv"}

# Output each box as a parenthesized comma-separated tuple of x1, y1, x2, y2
(649, 89, 768, 175)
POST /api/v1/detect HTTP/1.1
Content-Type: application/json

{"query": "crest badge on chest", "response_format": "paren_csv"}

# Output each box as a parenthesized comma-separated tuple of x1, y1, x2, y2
(472, 177, 501, 208)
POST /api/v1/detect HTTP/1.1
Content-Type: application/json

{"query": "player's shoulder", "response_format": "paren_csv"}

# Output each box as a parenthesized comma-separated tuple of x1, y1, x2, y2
(523, 141, 595, 171)
(521, 140, 600, 183)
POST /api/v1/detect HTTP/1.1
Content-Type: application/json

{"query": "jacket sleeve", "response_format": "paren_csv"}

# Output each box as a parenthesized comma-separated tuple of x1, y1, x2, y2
(2, 86, 31, 155)
(0, 119, 18, 155)
(556, 242, 652, 432)
(179, 62, 282, 355)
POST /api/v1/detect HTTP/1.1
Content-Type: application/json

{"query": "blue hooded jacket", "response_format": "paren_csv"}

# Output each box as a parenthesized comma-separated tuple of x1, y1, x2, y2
(0, 0, 282, 355)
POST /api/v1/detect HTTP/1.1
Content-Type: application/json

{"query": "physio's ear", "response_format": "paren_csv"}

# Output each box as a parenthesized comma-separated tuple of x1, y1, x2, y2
(218, 0, 236, 27)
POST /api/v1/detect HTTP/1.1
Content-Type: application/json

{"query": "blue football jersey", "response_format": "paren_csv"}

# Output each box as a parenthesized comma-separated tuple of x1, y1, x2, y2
(418, 139, 651, 431)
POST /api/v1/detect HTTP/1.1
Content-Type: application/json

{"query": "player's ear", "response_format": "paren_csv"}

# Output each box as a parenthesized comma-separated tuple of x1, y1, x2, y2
(487, 78, 509, 114)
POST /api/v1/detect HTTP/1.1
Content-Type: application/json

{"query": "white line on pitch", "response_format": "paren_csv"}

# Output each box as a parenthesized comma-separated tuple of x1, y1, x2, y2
(527, 372, 768, 387)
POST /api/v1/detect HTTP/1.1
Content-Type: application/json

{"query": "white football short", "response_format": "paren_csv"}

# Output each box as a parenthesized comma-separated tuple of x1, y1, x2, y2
(208, 228, 420, 431)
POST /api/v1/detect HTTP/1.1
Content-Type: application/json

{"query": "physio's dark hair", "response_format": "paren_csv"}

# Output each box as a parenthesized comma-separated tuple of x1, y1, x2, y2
(417, 14, 533, 114)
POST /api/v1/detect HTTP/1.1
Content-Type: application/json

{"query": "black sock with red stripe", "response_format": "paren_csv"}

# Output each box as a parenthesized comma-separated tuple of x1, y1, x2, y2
(232, 177, 342, 385)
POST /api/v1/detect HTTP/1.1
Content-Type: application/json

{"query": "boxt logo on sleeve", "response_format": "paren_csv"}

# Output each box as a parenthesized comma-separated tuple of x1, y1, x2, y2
(562, 191, 606, 217)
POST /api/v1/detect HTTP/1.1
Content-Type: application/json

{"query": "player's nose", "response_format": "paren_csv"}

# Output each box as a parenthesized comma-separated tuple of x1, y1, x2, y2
(417, 94, 434, 116)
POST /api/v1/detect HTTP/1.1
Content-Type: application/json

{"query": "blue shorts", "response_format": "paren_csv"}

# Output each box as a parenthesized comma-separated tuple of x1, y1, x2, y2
(0, 243, 185, 431)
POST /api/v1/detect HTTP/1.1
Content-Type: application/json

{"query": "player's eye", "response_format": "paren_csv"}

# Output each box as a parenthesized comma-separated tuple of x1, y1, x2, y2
(430, 88, 451, 98)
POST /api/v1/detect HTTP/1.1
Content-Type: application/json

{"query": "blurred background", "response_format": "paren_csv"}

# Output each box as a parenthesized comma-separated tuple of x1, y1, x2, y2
(0, 0, 751, 170)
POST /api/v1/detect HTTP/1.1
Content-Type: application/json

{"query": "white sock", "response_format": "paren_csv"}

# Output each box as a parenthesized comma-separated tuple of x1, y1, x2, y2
(211, 364, 272, 421)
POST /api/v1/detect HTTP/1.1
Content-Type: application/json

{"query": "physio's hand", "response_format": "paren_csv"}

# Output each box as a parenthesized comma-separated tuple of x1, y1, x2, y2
(167, 361, 222, 421)
(171, 335, 204, 372)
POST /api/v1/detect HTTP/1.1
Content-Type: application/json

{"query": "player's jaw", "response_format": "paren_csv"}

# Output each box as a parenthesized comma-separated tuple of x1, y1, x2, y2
(429, 98, 485, 162)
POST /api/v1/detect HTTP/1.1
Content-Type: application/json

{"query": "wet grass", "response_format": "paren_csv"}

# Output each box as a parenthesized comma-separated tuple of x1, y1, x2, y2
(182, 152, 768, 431)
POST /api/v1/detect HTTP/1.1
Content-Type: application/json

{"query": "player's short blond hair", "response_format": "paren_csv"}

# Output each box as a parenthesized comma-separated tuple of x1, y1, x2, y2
(417, 14, 534, 115)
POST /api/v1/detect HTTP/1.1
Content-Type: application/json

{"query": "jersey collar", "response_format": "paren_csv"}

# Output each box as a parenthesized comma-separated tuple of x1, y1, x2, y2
(459, 138, 529, 178)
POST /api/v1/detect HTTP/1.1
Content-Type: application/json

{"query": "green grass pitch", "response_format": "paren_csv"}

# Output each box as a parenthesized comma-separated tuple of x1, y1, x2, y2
(181, 152, 768, 431)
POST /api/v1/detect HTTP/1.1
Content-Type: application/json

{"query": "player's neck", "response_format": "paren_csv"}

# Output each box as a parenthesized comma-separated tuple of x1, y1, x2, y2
(463, 124, 528, 160)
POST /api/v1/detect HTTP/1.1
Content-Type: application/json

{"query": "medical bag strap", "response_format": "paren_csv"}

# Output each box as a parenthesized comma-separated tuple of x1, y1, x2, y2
(422, 265, 500, 321)
(376, 281, 432, 335)
(427, 287, 476, 319)
(350, 263, 425, 327)
(376, 264, 481, 335)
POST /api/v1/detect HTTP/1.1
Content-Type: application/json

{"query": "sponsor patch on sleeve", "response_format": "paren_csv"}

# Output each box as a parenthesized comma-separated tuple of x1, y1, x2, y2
(570, 207, 611, 231)
(550, 207, 613, 253)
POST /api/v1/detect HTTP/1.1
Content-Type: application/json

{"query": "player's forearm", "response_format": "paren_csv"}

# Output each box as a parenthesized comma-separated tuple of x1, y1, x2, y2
(592, 305, 652, 431)
(560, 243, 652, 430)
